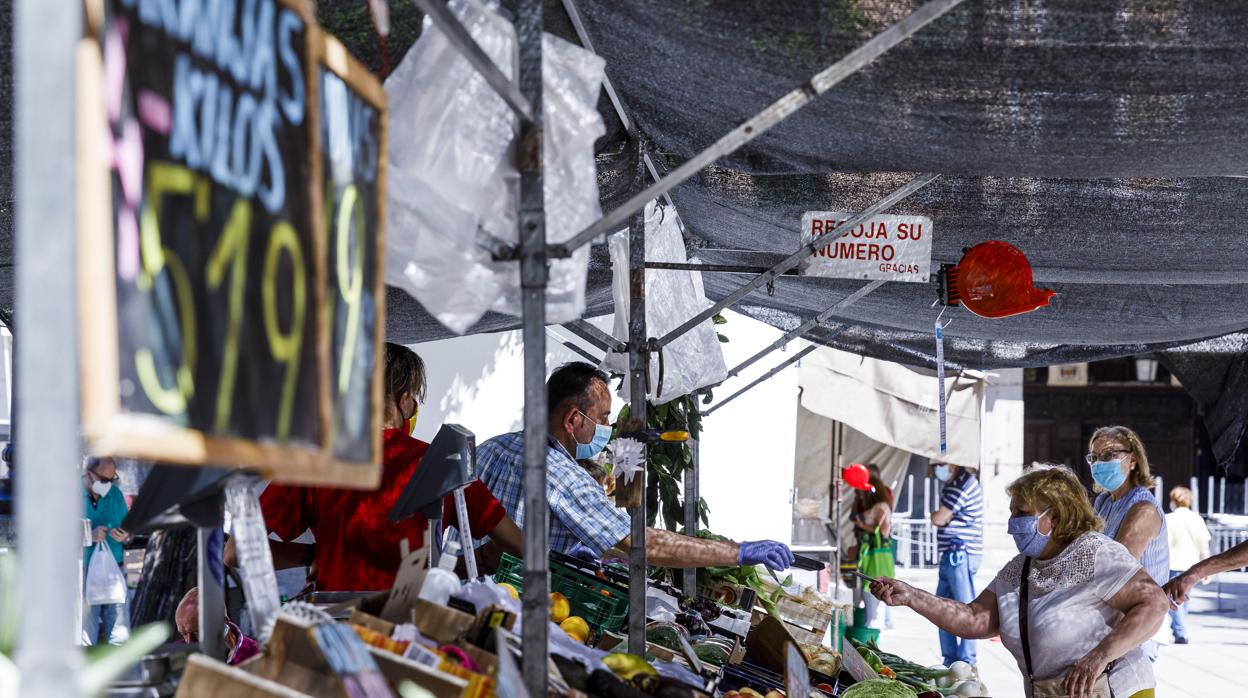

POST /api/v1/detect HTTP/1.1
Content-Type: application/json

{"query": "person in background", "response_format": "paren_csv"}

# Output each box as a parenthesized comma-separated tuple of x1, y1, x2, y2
(929, 461, 983, 667)
(82, 456, 131, 646)
(1164, 486, 1210, 645)
(250, 344, 526, 590)
(1086, 426, 1169, 659)
(872, 466, 1167, 698)
(865, 462, 895, 629)
(853, 474, 893, 629)
(472, 362, 793, 571)
(175, 587, 259, 666)
(865, 463, 894, 506)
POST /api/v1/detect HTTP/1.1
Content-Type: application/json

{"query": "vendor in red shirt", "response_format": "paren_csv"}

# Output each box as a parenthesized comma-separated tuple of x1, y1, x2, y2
(251, 343, 524, 591)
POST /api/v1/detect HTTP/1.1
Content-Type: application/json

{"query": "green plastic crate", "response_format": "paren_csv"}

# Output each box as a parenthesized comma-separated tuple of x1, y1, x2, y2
(494, 553, 628, 637)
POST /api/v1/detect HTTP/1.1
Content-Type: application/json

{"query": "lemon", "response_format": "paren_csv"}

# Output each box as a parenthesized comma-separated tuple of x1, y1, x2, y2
(496, 582, 520, 600)
(549, 592, 571, 624)
(559, 616, 590, 643)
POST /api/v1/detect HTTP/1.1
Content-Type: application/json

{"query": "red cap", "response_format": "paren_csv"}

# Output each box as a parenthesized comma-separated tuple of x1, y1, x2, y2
(844, 463, 874, 491)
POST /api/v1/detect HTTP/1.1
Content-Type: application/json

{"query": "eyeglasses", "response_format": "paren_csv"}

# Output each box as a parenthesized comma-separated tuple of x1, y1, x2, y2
(1085, 449, 1131, 465)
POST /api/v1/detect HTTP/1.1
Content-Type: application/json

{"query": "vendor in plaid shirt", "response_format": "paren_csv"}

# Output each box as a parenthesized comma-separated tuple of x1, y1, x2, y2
(471, 362, 794, 571)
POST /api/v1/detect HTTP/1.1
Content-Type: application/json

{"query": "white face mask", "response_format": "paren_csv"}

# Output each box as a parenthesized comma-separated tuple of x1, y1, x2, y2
(91, 480, 112, 497)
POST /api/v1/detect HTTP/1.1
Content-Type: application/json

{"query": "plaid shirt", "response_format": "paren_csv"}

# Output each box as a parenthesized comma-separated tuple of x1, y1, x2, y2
(470, 431, 630, 557)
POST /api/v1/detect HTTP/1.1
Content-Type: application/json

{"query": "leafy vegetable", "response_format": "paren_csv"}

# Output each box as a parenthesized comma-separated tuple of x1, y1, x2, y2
(841, 678, 919, 698)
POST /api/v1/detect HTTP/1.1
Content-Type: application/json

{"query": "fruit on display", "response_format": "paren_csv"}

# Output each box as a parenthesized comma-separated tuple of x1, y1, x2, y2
(602, 653, 658, 682)
(549, 592, 570, 624)
(495, 582, 519, 600)
(560, 616, 590, 643)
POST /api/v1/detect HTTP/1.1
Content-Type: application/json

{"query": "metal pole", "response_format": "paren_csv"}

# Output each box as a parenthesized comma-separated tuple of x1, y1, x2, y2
(626, 143, 649, 654)
(197, 527, 226, 661)
(724, 279, 884, 380)
(15, 0, 84, 692)
(703, 345, 817, 417)
(555, 0, 965, 255)
(410, 0, 533, 122)
(654, 174, 937, 349)
(1207, 476, 1215, 517)
(515, 0, 548, 693)
(682, 438, 700, 597)
(832, 422, 842, 598)
(562, 319, 627, 353)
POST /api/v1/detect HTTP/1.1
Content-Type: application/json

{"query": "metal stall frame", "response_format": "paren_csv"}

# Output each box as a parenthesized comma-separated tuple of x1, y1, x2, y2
(418, 1, 961, 680)
(9, 0, 961, 693)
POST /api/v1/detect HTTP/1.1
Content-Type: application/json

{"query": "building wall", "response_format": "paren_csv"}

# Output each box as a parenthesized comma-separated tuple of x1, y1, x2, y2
(1023, 379, 1195, 491)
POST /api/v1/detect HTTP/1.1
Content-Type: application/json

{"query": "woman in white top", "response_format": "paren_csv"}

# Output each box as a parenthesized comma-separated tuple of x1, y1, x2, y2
(871, 466, 1168, 698)
(1164, 486, 1211, 644)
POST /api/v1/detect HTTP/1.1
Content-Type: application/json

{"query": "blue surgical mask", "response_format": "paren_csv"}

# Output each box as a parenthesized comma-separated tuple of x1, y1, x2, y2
(574, 410, 612, 460)
(933, 465, 952, 482)
(1091, 460, 1128, 492)
(1008, 509, 1051, 557)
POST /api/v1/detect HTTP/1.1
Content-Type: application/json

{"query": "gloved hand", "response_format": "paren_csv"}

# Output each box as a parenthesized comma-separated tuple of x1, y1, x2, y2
(567, 541, 600, 562)
(738, 540, 794, 571)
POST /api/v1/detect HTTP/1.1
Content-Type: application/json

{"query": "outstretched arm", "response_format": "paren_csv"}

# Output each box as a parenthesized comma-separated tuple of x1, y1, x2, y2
(870, 577, 999, 640)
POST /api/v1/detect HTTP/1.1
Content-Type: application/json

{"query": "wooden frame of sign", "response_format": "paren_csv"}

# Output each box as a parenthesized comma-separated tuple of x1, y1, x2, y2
(76, 0, 386, 488)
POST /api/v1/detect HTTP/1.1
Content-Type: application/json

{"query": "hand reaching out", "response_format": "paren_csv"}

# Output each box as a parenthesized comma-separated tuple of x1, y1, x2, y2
(869, 577, 918, 607)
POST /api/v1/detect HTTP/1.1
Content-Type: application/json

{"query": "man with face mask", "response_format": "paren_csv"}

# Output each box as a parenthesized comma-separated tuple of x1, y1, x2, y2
(253, 344, 525, 591)
(82, 456, 131, 646)
(468, 362, 794, 572)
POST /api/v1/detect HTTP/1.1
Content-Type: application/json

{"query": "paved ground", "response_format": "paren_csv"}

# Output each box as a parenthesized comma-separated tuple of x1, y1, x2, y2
(874, 566, 1248, 697)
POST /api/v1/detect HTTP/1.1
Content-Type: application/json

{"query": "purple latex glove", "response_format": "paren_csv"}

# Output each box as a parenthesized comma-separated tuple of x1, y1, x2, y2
(738, 540, 795, 571)
(567, 541, 600, 562)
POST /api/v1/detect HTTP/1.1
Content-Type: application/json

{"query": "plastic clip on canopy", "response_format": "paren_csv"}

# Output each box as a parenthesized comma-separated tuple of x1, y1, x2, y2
(944, 241, 1056, 319)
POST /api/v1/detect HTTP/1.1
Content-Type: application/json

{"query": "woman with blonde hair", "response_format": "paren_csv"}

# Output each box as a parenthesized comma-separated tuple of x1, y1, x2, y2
(871, 466, 1168, 698)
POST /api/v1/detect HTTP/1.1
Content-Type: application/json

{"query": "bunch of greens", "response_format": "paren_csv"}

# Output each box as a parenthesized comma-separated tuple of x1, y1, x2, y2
(698, 532, 791, 617)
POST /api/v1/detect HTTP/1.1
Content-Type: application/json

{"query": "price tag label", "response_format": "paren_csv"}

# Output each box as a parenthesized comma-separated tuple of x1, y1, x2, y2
(786, 640, 810, 698)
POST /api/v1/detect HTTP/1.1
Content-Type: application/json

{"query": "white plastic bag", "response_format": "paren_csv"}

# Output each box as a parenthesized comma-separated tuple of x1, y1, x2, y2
(603, 202, 728, 402)
(385, 0, 605, 333)
(85, 542, 127, 607)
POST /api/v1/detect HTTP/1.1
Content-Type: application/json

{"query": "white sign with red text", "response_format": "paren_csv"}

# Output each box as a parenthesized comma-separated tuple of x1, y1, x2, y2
(800, 212, 933, 282)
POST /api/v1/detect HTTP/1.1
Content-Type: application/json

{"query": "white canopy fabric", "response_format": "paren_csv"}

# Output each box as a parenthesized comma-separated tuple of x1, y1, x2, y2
(794, 345, 985, 548)
(798, 345, 983, 467)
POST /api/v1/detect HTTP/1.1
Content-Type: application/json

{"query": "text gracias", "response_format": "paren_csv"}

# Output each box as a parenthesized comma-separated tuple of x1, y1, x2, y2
(809, 217, 925, 275)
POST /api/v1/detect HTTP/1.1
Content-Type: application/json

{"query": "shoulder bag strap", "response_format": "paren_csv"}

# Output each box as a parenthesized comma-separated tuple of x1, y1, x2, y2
(1019, 557, 1034, 681)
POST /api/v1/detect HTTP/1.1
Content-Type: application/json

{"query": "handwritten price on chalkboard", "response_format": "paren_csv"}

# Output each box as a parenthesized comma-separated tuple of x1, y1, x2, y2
(332, 182, 365, 397)
(135, 161, 307, 440)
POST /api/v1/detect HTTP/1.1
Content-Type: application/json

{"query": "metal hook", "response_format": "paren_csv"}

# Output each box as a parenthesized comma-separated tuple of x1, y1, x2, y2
(767, 279, 776, 297)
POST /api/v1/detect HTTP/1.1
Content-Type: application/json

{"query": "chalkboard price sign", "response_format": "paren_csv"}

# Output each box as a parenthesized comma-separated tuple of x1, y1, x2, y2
(77, 0, 387, 487)
(317, 36, 387, 466)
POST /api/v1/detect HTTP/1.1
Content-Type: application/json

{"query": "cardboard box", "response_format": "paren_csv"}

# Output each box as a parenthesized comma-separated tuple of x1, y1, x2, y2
(410, 598, 476, 645)
(745, 615, 801, 675)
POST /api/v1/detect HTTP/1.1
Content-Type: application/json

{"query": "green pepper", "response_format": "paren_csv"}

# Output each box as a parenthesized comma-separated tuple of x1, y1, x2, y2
(858, 646, 885, 673)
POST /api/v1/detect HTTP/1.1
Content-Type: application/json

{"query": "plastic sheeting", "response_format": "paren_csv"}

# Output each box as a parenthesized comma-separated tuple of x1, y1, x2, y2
(602, 201, 727, 402)
(384, 0, 605, 333)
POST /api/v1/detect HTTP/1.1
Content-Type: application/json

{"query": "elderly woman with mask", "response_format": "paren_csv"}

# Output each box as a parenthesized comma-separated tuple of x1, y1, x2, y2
(1087, 426, 1169, 659)
(871, 466, 1168, 698)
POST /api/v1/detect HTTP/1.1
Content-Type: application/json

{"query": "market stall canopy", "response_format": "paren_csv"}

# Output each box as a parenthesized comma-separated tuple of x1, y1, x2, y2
(1, 1, 1246, 467)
